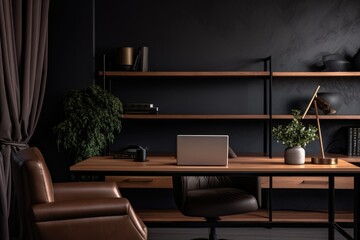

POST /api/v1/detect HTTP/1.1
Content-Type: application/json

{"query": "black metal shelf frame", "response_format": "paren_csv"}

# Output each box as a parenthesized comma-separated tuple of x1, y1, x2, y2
(100, 55, 274, 158)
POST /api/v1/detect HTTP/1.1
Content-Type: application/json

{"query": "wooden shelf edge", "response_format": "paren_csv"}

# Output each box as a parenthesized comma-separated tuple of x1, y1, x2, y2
(137, 209, 353, 223)
(99, 71, 360, 78)
(122, 114, 360, 120)
(273, 114, 360, 120)
(99, 71, 270, 77)
(274, 71, 360, 77)
(122, 114, 270, 120)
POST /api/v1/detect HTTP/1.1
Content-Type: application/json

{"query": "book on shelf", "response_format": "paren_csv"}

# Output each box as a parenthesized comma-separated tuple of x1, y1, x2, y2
(124, 103, 154, 109)
(131, 47, 148, 72)
(124, 107, 158, 114)
(124, 103, 158, 114)
(132, 48, 141, 71)
(348, 127, 360, 156)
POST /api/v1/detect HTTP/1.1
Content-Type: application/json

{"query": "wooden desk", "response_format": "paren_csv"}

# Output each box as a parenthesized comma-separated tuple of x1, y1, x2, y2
(70, 156, 360, 176)
(70, 156, 360, 240)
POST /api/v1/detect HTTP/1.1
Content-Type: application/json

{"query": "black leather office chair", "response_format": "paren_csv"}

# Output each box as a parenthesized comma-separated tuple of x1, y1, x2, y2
(172, 176, 261, 240)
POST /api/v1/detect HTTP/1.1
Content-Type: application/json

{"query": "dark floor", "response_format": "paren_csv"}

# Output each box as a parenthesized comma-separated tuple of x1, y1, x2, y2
(148, 227, 353, 240)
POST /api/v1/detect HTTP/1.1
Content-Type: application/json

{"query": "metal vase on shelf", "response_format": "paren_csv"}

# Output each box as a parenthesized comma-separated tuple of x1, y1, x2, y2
(116, 47, 134, 71)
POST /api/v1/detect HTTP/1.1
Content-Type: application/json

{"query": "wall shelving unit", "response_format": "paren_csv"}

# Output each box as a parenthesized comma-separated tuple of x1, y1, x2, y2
(99, 68, 360, 159)
(99, 65, 360, 193)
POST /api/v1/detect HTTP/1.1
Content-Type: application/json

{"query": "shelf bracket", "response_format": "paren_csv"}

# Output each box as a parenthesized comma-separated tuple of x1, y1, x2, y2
(263, 56, 273, 158)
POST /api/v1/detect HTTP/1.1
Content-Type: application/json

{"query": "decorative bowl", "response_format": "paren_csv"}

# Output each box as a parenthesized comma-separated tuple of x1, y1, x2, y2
(316, 92, 344, 114)
(324, 60, 352, 72)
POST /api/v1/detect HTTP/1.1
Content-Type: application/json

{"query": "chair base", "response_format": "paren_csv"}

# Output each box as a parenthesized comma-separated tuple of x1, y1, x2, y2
(192, 225, 227, 240)
(192, 238, 227, 240)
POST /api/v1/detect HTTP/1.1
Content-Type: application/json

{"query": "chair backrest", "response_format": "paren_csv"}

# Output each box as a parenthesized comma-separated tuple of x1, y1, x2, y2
(12, 147, 55, 240)
(172, 176, 262, 211)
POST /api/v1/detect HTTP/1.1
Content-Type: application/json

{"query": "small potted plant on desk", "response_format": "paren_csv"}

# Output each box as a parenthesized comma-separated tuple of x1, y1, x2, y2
(272, 109, 318, 164)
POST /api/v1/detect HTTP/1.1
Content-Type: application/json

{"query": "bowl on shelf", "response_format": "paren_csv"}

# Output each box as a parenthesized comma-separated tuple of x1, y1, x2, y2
(316, 92, 344, 114)
(324, 60, 352, 72)
(322, 54, 345, 62)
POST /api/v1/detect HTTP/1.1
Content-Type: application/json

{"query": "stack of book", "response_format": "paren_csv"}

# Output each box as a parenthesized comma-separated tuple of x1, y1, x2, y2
(348, 127, 360, 156)
(124, 103, 158, 114)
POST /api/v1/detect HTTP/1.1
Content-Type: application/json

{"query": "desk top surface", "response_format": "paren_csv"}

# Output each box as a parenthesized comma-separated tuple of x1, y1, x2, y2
(70, 156, 360, 175)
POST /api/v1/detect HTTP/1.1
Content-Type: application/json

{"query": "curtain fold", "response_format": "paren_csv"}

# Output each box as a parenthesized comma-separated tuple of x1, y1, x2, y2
(0, 0, 49, 239)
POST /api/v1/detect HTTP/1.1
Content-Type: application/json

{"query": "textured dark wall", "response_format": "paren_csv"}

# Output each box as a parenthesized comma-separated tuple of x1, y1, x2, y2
(95, 0, 360, 156)
(96, 0, 360, 71)
(27, 0, 359, 210)
(30, 0, 94, 181)
(31, 0, 360, 178)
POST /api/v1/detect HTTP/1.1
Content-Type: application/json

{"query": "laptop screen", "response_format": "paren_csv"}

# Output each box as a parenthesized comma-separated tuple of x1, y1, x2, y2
(176, 135, 229, 166)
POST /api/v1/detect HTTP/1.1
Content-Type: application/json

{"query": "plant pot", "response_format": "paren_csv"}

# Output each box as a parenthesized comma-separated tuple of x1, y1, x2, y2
(284, 146, 305, 165)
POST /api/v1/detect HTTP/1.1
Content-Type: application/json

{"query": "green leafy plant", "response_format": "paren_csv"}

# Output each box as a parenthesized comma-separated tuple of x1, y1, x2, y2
(272, 109, 318, 148)
(54, 85, 122, 162)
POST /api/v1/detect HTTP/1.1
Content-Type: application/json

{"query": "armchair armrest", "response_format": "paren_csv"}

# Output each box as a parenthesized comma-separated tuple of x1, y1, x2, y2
(53, 182, 121, 201)
(229, 176, 262, 208)
(32, 198, 130, 222)
(33, 197, 148, 240)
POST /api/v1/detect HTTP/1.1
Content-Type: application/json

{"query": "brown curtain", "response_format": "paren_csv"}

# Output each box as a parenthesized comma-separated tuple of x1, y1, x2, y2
(0, 0, 49, 239)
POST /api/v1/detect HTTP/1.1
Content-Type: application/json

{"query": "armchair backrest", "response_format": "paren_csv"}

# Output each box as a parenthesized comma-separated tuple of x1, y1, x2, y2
(12, 147, 55, 205)
(12, 147, 55, 240)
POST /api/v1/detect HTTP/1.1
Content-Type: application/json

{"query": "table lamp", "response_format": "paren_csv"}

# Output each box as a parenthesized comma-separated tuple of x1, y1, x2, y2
(302, 85, 338, 165)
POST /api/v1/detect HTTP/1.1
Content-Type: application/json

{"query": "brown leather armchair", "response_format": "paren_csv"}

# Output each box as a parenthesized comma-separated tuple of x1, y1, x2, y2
(12, 147, 147, 240)
(173, 175, 261, 240)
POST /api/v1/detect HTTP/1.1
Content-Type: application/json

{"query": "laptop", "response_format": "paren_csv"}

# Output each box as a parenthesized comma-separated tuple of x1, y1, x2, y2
(176, 135, 229, 166)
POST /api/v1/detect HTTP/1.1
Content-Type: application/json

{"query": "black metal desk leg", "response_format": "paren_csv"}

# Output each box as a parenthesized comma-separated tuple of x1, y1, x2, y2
(268, 176, 273, 223)
(354, 175, 360, 240)
(328, 176, 335, 240)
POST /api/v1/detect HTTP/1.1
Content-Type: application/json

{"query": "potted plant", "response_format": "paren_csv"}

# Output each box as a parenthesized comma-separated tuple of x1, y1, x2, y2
(54, 85, 123, 163)
(272, 109, 318, 164)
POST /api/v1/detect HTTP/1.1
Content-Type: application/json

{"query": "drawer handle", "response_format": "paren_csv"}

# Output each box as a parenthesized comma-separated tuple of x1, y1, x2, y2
(301, 180, 328, 184)
(124, 178, 154, 183)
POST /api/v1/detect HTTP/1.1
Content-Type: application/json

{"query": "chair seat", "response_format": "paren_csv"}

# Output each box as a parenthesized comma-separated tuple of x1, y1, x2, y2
(183, 187, 258, 218)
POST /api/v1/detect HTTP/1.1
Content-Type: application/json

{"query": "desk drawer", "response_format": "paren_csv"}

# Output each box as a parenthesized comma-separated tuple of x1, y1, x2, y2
(106, 176, 173, 188)
(107, 176, 353, 189)
(261, 176, 353, 189)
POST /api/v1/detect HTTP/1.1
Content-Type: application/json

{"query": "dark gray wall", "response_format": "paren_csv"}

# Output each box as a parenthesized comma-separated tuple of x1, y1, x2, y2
(31, 0, 360, 179)
(30, 0, 94, 181)
(95, 0, 360, 156)
(96, 0, 360, 71)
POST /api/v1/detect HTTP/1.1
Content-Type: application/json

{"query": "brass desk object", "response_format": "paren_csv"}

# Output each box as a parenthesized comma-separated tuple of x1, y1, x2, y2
(302, 85, 337, 165)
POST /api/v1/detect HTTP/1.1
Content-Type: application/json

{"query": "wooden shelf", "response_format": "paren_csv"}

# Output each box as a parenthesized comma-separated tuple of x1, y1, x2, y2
(274, 71, 360, 77)
(273, 115, 360, 120)
(100, 71, 360, 78)
(137, 209, 353, 223)
(99, 71, 270, 78)
(122, 114, 270, 120)
(122, 114, 360, 120)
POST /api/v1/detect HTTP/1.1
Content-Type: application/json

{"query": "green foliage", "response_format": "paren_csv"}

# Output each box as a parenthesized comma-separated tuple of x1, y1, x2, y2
(54, 85, 122, 162)
(272, 109, 318, 148)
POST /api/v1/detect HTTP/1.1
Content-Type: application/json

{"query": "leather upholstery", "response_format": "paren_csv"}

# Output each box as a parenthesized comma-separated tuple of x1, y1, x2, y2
(173, 176, 261, 218)
(12, 147, 147, 240)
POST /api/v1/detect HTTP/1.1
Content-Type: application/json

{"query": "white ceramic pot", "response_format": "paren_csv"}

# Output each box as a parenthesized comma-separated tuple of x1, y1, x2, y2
(284, 146, 305, 165)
